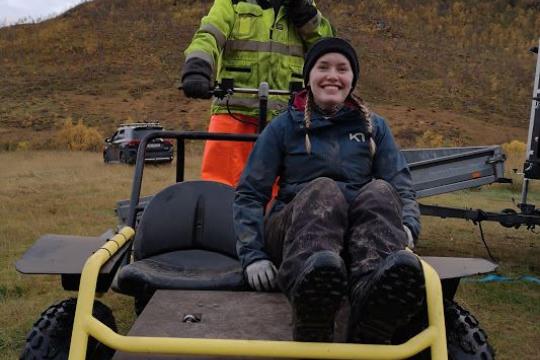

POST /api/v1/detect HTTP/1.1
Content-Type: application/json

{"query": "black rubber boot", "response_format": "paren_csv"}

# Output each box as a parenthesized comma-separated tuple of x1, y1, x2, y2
(289, 251, 348, 342)
(347, 250, 426, 344)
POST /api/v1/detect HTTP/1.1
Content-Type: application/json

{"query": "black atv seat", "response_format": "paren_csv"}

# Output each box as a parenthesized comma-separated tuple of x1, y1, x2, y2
(115, 181, 246, 295)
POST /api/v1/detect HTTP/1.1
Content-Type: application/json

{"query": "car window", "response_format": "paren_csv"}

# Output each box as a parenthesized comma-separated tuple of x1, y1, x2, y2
(132, 128, 163, 140)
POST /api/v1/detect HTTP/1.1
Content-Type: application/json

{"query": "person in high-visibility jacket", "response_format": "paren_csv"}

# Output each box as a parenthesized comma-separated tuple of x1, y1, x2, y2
(181, 0, 334, 187)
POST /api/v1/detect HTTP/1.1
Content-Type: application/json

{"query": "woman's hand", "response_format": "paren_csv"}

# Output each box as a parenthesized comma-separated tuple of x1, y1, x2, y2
(403, 225, 415, 249)
(245, 260, 278, 291)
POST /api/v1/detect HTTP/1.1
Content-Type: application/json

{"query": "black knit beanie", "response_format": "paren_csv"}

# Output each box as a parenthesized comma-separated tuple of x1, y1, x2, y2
(303, 37, 359, 91)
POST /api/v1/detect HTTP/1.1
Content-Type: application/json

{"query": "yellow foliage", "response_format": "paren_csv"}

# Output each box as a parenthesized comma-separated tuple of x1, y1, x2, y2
(416, 130, 445, 148)
(501, 140, 527, 190)
(17, 141, 30, 151)
(502, 139, 526, 155)
(53, 118, 103, 152)
(502, 140, 526, 171)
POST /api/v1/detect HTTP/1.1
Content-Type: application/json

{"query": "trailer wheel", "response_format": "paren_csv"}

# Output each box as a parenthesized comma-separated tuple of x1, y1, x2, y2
(395, 299, 494, 359)
(20, 298, 117, 360)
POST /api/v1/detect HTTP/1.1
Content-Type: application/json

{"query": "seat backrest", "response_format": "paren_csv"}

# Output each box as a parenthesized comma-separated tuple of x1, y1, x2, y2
(133, 181, 237, 260)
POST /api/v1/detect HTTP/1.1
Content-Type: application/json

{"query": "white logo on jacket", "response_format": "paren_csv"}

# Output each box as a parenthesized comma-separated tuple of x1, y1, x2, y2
(349, 132, 366, 142)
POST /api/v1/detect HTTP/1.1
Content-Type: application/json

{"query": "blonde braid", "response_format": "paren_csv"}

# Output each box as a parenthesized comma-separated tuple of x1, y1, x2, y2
(349, 94, 376, 158)
(304, 90, 313, 155)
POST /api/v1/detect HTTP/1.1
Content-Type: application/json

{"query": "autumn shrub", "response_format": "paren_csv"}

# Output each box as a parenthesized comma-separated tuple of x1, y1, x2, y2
(502, 139, 527, 191)
(16, 141, 30, 151)
(415, 130, 446, 147)
(0, 140, 33, 152)
(502, 140, 527, 172)
(52, 118, 103, 151)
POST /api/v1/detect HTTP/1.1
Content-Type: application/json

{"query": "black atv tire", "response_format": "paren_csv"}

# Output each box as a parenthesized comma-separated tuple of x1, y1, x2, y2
(396, 299, 495, 359)
(444, 300, 494, 360)
(20, 298, 117, 360)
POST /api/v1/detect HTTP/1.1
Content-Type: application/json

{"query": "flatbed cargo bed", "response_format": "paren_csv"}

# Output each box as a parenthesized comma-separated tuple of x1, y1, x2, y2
(113, 256, 497, 360)
(112, 257, 496, 359)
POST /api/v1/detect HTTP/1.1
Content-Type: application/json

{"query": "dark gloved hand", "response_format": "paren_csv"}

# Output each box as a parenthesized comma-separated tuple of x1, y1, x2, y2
(182, 73, 212, 99)
(286, 0, 317, 27)
(180, 57, 213, 99)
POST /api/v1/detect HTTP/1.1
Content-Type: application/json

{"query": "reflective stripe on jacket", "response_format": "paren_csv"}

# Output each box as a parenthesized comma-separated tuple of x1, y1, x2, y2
(184, 0, 334, 118)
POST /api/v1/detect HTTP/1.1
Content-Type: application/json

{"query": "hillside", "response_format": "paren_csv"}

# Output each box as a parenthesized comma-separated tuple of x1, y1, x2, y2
(0, 0, 539, 149)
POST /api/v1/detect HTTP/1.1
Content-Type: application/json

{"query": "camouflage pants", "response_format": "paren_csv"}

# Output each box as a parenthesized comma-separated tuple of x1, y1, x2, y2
(264, 177, 408, 295)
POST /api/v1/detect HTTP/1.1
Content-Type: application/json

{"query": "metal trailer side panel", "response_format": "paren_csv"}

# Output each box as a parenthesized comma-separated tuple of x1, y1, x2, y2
(403, 146, 505, 198)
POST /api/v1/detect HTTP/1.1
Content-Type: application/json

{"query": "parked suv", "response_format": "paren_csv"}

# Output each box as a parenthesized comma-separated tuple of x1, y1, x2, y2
(103, 123, 173, 164)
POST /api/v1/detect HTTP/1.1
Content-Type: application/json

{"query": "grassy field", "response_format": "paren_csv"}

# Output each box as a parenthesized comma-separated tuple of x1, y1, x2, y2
(0, 150, 539, 359)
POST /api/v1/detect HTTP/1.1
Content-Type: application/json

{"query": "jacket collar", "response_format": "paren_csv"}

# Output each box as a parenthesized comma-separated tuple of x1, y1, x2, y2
(292, 89, 360, 112)
(290, 90, 364, 129)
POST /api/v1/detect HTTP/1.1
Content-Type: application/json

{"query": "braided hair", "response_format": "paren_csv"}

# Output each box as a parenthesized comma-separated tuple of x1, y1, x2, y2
(303, 90, 314, 154)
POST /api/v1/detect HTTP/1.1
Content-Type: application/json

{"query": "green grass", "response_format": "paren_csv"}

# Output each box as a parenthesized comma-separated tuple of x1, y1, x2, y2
(0, 150, 539, 359)
(456, 282, 540, 359)
(417, 186, 540, 359)
(0, 150, 202, 359)
(419, 185, 540, 268)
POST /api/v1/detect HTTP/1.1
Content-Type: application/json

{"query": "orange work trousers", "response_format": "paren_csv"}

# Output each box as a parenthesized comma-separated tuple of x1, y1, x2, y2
(201, 114, 279, 199)
(201, 114, 259, 187)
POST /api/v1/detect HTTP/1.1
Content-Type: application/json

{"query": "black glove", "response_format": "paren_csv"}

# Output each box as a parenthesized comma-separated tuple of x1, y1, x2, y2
(182, 73, 212, 99)
(180, 57, 213, 99)
(286, 0, 317, 27)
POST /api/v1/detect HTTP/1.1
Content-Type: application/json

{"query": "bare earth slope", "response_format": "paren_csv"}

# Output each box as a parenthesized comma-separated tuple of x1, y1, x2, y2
(0, 0, 539, 148)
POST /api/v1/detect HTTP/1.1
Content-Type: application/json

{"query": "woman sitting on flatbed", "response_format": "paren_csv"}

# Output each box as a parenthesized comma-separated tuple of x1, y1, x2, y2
(233, 37, 424, 344)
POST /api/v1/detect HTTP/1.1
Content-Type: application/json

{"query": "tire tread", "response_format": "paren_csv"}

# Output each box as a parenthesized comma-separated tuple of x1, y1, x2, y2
(20, 298, 117, 360)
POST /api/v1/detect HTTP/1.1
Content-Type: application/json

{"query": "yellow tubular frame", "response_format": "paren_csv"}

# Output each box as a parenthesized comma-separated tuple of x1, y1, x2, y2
(69, 226, 447, 360)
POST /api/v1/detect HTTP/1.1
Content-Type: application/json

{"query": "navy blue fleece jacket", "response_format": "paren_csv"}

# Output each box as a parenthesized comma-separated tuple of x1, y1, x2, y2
(234, 94, 420, 269)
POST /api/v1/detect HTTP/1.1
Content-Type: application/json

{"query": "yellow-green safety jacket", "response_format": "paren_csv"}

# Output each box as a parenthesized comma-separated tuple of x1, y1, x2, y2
(184, 0, 334, 118)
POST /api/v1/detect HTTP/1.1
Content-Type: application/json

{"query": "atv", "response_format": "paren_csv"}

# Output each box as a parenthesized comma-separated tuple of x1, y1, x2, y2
(17, 69, 522, 359)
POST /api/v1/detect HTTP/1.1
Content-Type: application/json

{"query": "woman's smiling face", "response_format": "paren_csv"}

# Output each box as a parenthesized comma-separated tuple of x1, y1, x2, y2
(308, 52, 354, 110)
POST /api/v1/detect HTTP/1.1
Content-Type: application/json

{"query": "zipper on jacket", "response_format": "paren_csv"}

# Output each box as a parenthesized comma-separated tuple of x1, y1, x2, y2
(269, 19, 275, 39)
(269, 4, 281, 40)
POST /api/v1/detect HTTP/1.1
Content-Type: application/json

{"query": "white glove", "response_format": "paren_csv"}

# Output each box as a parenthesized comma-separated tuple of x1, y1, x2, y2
(403, 225, 415, 249)
(245, 259, 278, 291)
